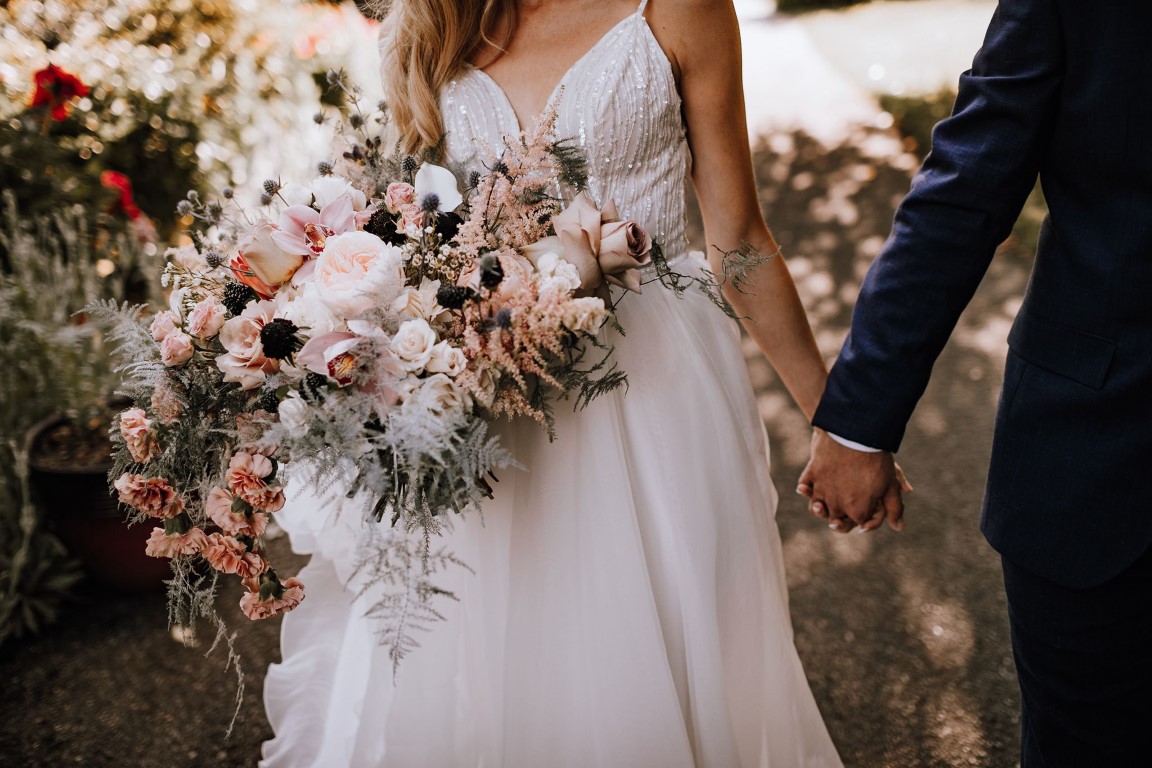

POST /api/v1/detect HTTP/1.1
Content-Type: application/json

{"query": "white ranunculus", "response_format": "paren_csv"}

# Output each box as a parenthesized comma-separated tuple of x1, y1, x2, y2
(424, 340, 467, 377)
(279, 183, 313, 208)
(389, 318, 437, 373)
(309, 176, 367, 211)
(277, 392, 310, 438)
(414, 163, 463, 212)
(561, 296, 610, 335)
(313, 231, 406, 318)
(417, 373, 470, 418)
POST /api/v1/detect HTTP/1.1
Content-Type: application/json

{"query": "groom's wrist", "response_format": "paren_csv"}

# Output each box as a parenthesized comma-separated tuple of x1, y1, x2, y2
(826, 432, 882, 454)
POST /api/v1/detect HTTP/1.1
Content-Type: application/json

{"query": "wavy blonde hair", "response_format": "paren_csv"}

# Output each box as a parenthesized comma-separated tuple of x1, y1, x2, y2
(377, 0, 517, 154)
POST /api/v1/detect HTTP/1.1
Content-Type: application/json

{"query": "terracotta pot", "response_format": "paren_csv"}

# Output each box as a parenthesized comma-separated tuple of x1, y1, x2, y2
(26, 414, 171, 591)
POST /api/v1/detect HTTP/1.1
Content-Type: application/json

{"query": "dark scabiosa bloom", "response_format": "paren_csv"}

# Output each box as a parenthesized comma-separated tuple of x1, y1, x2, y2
(364, 207, 408, 246)
(479, 253, 504, 289)
(436, 284, 478, 310)
(222, 282, 259, 317)
(259, 318, 303, 360)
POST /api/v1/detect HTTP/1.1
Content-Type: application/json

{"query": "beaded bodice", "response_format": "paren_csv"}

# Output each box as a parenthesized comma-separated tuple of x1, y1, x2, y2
(438, 2, 690, 258)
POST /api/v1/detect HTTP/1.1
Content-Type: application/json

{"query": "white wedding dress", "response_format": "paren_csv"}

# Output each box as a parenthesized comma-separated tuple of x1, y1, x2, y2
(261, 3, 843, 766)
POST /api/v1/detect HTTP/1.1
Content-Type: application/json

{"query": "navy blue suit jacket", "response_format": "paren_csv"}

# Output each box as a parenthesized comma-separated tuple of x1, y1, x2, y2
(812, 0, 1152, 588)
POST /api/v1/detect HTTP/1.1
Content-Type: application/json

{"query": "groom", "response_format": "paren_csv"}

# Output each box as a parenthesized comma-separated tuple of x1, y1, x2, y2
(799, 1, 1152, 765)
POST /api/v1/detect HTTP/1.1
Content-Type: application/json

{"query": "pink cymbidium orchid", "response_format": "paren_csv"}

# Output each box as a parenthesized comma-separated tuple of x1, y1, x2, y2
(272, 195, 356, 259)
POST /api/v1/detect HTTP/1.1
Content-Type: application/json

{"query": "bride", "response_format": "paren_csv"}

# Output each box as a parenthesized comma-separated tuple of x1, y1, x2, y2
(261, 0, 842, 765)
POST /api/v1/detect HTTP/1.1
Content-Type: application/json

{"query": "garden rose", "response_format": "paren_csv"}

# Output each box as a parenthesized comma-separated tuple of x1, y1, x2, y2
(417, 373, 470, 419)
(115, 473, 184, 518)
(383, 182, 415, 213)
(238, 222, 304, 287)
(216, 301, 279, 390)
(313, 231, 405, 317)
(391, 281, 442, 321)
(119, 408, 159, 463)
(150, 310, 180, 342)
(144, 526, 207, 558)
(561, 296, 610, 335)
(202, 533, 267, 579)
(425, 341, 467, 377)
(187, 297, 227, 338)
(390, 319, 437, 373)
(277, 392, 310, 438)
(160, 331, 194, 367)
(205, 486, 269, 537)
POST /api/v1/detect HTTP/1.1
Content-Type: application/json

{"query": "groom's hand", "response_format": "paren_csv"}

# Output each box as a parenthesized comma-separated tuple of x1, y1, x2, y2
(798, 428, 909, 532)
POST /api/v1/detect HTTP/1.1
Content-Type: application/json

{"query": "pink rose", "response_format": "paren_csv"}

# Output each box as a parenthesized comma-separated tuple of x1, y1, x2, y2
(399, 203, 423, 233)
(205, 486, 269, 537)
(238, 222, 304, 288)
(119, 407, 159, 463)
(144, 526, 207, 558)
(542, 192, 653, 294)
(226, 451, 286, 512)
(216, 301, 280, 390)
(187, 297, 227, 338)
(160, 331, 194, 367)
(150, 311, 180, 342)
(150, 379, 184, 423)
(239, 575, 305, 620)
(383, 182, 415, 213)
(114, 473, 184, 518)
(202, 533, 268, 579)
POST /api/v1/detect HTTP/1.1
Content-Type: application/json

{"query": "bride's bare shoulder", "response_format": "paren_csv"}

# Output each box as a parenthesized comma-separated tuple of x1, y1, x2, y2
(644, 0, 740, 76)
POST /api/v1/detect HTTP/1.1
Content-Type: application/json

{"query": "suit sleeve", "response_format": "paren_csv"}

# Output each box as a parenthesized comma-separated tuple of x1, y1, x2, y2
(811, 0, 1065, 452)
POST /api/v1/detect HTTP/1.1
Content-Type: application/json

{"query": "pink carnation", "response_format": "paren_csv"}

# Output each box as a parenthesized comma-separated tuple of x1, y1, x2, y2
(114, 473, 185, 518)
(150, 379, 184, 424)
(202, 533, 268, 579)
(144, 526, 207, 558)
(225, 451, 286, 512)
(119, 407, 159, 463)
(240, 576, 305, 620)
(205, 486, 269, 537)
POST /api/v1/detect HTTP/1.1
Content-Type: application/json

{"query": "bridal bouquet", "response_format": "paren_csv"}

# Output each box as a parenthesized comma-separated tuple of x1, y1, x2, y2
(93, 77, 660, 647)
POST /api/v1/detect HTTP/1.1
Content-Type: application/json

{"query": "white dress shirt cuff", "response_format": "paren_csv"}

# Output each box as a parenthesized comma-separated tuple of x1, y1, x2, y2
(827, 432, 883, 453)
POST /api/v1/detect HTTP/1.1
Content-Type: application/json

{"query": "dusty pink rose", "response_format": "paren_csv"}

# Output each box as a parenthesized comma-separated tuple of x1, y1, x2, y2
(150, 379, 184, 423)
(383, 182, 415, 213)
(216, 300, 279, 390)
(149, 311, 180, 342)
(187, 297, 227, 338)
(238, 222, 304, 288)
(160, 331, 194, 367)
(398, 202, 423, 233)
(144, 526, 207, 558)
(202, 533, 268, 579)
(119, 408, 159, 463)
(226, 451, 286, 512)
(205, 486, 269, 537)
(115, 473, 185, 518)
(240, 576, 305, 620)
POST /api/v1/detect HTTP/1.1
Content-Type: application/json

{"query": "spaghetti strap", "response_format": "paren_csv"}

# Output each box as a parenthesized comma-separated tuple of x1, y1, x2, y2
(637, 0, 648, 15)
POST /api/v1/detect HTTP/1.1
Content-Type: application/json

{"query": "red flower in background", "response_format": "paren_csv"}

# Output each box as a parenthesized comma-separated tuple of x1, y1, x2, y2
(30, 64, 89, 121)
(100, 171, 142, 221)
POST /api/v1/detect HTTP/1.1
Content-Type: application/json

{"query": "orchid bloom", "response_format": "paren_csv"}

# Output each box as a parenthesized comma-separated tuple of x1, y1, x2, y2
(272, 195, 356, 259)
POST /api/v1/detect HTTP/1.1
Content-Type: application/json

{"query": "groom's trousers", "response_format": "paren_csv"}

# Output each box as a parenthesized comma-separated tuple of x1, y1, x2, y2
(1003, 546, 1152, 767)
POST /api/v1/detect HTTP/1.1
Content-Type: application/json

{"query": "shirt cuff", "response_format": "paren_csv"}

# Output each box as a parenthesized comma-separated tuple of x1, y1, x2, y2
(827, 432, 883, 453)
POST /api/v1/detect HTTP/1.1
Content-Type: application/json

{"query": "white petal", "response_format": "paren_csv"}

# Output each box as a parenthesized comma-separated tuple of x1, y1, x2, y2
(414, 164, 463, 212)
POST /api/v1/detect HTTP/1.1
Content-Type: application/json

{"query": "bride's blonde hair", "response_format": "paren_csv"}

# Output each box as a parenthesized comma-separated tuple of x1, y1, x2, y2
(377, 0, 517, 153)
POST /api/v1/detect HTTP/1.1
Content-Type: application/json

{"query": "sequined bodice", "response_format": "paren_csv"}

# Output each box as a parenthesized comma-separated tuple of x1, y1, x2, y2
(439, 3, 690, 257)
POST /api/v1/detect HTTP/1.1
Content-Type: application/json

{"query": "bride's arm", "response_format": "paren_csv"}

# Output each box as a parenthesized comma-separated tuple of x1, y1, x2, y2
(649, 0, 827, 419)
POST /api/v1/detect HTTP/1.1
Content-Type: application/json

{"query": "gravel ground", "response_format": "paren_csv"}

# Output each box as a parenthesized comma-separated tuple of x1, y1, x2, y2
(0, 124, 1030, 767)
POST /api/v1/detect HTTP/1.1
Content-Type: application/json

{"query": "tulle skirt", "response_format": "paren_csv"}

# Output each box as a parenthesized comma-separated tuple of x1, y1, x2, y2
(260, 254, 843, 767)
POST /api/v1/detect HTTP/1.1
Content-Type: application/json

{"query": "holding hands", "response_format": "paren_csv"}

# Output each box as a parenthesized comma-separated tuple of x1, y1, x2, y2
(798, 428, 913, 534)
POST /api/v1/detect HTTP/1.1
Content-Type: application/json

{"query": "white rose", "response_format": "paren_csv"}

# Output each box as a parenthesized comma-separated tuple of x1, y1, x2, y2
(277, 392, 310, 438)
(309, 176, 367, 211)
(313, 231, 405, 318)
(561, 297, 609, 335)
(391, 280, 442, 321)
(417, 373, 470, 418)
(474, 365, 499, 407)
(389, 318, 437, 373)
(187, 297, 227, 338)
(535, 251, 561, 277)
(424, 340, 467, 377)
